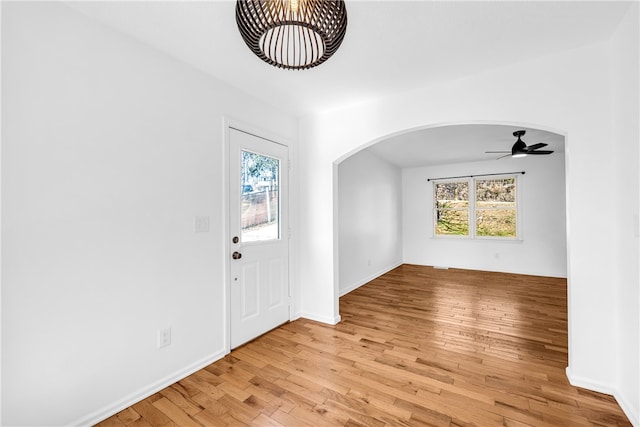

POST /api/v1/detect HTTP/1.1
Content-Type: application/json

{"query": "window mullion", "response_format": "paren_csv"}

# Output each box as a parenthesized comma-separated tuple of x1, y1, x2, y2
(469, 177, 476, 238)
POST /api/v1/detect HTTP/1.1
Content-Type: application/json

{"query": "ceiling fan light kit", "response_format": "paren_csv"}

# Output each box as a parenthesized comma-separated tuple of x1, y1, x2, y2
(486, 130, 554, 159)
(235, 0, 348, 70)
(511, 130, 528, 157)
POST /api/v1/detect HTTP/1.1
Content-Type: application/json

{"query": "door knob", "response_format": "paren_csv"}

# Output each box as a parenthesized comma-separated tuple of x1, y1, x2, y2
(232, 251, 242, 260)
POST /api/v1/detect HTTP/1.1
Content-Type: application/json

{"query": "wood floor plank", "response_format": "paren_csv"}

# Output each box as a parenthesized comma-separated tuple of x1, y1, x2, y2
(250, 413, 287, 426)
(126, 417, 153, 427)
(115, 407, 141, 425)
(94, 265, 631, 426)
(191, 408, 229, 427)
(159, 385, 204, 417)
(130, 400, 176, 427)
(269, 408, 315, 427)
(95, 414, 127, 427)
(151, 397, 201, 427)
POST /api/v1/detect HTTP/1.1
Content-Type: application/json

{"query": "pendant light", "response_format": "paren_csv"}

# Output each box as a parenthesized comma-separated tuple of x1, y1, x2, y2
(236, 0, 348, 70)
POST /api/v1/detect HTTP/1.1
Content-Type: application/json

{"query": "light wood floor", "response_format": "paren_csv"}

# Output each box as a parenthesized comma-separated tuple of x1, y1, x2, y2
(96, 264, 631, 426)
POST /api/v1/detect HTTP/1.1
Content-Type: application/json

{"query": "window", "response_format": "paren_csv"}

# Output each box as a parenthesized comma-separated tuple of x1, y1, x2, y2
(475, 178, 517, 237)
(241, 150, 280, 242)
(433, 175, 518, 239)
(434, 181, 470, 236)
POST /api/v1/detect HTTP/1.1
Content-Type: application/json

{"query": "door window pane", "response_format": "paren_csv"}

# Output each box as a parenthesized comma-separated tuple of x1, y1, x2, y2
(241, 151, 280, 242)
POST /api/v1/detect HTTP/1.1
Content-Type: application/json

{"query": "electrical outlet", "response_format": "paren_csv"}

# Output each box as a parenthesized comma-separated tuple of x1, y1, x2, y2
(158, 328, 171, 349)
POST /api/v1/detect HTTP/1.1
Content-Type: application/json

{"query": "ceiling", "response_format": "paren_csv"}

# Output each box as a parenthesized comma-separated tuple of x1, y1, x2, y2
(368, 124, 564, 168)
(64, 1, 628, 166)
(66, 1, 630, 117)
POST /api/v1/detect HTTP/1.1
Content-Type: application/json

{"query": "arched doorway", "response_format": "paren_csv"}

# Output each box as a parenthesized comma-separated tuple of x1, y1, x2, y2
(335, 122, 567, 298)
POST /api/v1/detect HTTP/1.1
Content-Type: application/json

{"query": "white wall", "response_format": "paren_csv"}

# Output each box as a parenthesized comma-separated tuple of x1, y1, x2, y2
(403, 154, 567, 278)
(1, 3, 297, 425)
(298, 26, 638, 425)
(610, 3, 639, 424)
(338, 150, 403, 296)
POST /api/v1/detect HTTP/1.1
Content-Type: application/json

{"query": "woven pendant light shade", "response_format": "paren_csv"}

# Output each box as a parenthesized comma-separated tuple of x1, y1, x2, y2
(236, 0, 347, 70)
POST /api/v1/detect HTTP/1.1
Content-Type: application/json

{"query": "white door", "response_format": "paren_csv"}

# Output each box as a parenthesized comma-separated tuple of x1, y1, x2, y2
(229, 128, 290, 349)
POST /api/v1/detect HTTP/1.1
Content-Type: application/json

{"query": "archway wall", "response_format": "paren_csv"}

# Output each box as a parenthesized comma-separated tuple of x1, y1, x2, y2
(298, 39, 633, 402)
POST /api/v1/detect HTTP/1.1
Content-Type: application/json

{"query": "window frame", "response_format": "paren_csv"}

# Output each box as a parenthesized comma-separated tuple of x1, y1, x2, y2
(432, 174, 521, 240)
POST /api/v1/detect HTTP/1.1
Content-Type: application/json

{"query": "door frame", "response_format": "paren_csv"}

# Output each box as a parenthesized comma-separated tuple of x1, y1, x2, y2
(222, 117, 293, 354)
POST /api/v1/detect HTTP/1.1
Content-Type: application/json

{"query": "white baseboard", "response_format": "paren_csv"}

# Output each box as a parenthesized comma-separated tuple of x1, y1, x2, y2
(566, 367, 639, 426)
(614, 388, 639, 427)
(71, 348, 228, 427)
(339, 261, 403, 297)
(300, 312, 341, 325)
(566, 367, 617, 395)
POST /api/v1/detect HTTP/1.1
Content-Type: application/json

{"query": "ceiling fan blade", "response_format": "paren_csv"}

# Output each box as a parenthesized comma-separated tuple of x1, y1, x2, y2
(485, 151, 510, 154)
(496, 154, 512, 160)
(527, 150, 554, 155)
(526, 143, 548, 151)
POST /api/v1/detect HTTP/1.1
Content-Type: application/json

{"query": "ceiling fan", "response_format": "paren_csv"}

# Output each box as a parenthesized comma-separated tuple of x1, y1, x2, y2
(486, 130, 554, 159)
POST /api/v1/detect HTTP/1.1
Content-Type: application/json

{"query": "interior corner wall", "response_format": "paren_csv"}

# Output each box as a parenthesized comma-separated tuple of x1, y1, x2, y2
(338, 150, 403, 296)
(1, 3, 297, 425)
(402, 153, 567, 278)
(610, 3, 639, 424)
(299, 40, 627, 412)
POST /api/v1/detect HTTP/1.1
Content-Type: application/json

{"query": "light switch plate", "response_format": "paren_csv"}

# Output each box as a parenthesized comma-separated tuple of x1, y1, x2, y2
(194, 216, 210, 233)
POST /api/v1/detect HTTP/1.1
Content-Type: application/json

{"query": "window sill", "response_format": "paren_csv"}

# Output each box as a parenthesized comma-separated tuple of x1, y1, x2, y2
(432, 235, 523, 242)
